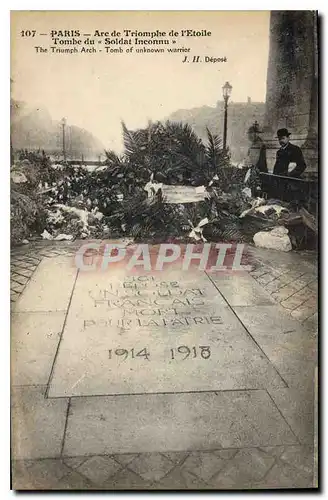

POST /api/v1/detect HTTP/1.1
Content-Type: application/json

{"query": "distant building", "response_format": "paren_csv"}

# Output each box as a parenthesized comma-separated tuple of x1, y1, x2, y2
(215, 100, 266, 162)
(167, 100, 265, 163)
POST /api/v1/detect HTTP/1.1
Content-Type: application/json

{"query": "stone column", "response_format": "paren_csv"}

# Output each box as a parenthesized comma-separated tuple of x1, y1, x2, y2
(263, 11, 318, 174)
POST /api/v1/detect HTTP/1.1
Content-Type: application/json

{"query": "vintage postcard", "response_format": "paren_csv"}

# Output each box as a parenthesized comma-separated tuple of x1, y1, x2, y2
(10, 10, 318, 490)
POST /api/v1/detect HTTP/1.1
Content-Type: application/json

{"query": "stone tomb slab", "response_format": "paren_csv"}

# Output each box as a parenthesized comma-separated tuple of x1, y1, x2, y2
(11, 385, 68, 459)
(63, 391, 297, 456)
(11, 311, 66, 386)
(48, 269, 286, 397)
(13, 256, 78, 312)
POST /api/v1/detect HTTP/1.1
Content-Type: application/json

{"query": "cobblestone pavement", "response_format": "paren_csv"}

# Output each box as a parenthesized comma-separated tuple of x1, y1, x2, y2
(11, 241, 79, 304)
(249, 247, 318, 328)
(10, 241, 318, 490)
(11, 242, 318, 327)
(12, 445, 315, 490)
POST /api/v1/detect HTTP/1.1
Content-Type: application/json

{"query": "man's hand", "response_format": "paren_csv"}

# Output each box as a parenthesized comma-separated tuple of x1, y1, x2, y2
(288, 162, 297, 173)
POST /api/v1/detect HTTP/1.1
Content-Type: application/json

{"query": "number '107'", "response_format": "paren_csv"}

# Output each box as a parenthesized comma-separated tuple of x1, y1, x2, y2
(21, 30, 36, 37)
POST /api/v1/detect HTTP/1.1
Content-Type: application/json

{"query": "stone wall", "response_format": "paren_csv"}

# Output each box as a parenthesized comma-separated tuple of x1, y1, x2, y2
(263, 11, 318, 173)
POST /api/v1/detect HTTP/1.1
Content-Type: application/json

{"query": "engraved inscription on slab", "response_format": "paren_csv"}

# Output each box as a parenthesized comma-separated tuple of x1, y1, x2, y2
(48, 271, 285, 397)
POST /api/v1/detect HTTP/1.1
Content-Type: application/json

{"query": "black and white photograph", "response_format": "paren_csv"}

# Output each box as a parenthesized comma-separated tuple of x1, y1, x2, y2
(10, 10, 319, 491)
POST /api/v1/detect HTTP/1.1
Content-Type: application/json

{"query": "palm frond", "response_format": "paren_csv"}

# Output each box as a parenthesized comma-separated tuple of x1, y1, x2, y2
(121, 121, 145, 157)
(104, 150, 123, 168)
(206, 128, 222, 165)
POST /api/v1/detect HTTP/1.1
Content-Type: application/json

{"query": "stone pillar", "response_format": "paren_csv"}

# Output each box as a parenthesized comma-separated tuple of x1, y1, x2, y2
(263, 11, 318, 174)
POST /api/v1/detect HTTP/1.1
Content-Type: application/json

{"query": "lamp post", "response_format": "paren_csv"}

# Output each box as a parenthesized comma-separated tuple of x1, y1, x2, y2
(222, 81, 232, 152)
(61, 117, 67, 161)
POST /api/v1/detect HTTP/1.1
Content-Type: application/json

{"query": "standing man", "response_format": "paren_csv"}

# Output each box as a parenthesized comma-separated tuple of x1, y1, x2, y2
(273, 128, 307, 177)
(244, 121, 267, 196)
(245, 121, 268, 173)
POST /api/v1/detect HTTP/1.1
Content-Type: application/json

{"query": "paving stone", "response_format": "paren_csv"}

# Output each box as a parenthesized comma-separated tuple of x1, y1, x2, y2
(254, 462, 313, 488)
(263, 279, 284, 294)
(291, 305, 317, 322)
(292, 286, 315, 302)
(209, 448, 275, 488)
(270, 268, 286, 278)
(268, 388, 315, 445)
(11, 258, 33, 267)
(13, 458, 76, 490)
(63, 457, 88, 469)
(11, 267, 34, 278)
(248, 248, 315, 272)
(214, 449, 238, 460)
(250, 268, 268, 278)
(13, 256, 77, 312)
(303, 313, 318, 332)
(76, 455, 121, 485)
(181, 451, 226, 481)
(270, 276, 291, 287)
(210, 273, 275, 306)
(256, 274, 276, 286)
(10, 282, 25, 293)
(300, 295, 318, 312)
(307, 281, 318, 292)
(44, 251, 66, 258)
(38, 251, 55, 257)
(24, 459, 72, 488)
(282, 270, 306, 280)
(113, 453, 140, 466)
(150, 467, 191, 490)
(234, 305, 309, 339)
(57, 470, 92, 489)
(259, 446, 285, 458)
(24, 257, 42, 265)
(234, 305, 317, 389)
(102, 468, 150, 490)
(292, 278, 316, 292)
(272, 286, 296, 302)
(63, 391, 296, 457)
(11, 312, 65, 385)
(127, 453, 175, 481)
(11, 460, 35, 490)
(281, 295, 307, 310)
(153, 466, 208, 490)
(14, 262, 37, 272)
(163, 452, 189, 464)
(11, 385, 69, 459)
(11, 291, 20, 302)
(275, 272, 304, 284)
(14, 256, 40, 265)
(298, 272, 317, 284)
(279, 445, 314, 474)
(11, 257, 23, 265)
(13, 254, 34, 260)
(303, 296, 317, 307)
(11, 273, 29, 285)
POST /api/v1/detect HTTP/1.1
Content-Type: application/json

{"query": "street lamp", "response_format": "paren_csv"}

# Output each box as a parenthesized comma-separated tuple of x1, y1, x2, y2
(61, 117, 67, 161)
(222, 81, 232, 152)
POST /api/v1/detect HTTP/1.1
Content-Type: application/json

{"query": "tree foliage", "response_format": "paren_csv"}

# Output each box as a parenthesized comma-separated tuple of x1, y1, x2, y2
(104, 120, 231, 186)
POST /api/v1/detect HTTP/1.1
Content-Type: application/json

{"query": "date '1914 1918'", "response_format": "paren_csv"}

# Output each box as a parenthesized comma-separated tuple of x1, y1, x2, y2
(107, 345, 211, 362)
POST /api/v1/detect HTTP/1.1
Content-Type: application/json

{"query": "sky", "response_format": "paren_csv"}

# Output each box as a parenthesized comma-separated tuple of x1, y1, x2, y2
(11, 11, 270, 152)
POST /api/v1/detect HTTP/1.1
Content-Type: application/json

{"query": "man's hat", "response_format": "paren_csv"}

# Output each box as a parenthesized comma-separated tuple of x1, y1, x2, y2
(276, 128, 291, 138)
(248, 121, 262, 134)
